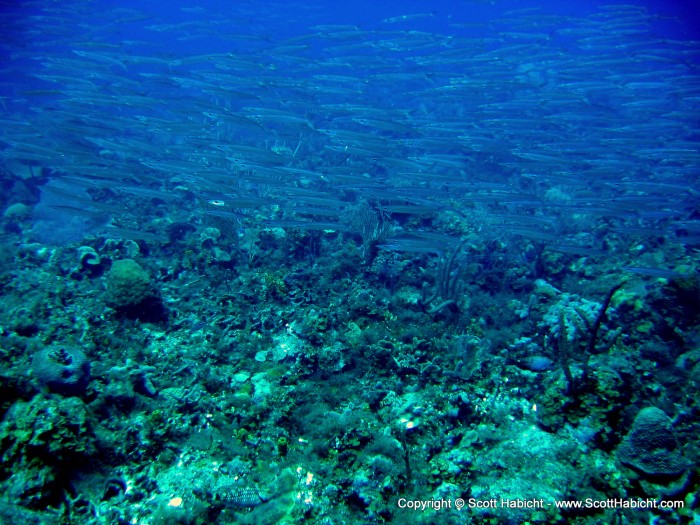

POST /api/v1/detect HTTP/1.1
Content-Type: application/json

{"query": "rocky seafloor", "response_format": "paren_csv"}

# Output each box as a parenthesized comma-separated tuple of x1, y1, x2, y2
(0, 166, 698, 525)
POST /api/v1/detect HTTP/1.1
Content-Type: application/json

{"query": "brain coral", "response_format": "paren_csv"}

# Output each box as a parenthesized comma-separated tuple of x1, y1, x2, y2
(617, 407, 688, 478)
(32, 345, 90, 396)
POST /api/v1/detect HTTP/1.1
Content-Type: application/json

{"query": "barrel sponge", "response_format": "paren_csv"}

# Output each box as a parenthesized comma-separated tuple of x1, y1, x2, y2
(617, 407, 688, 478)
(32, 345, 90, 396)
(105, 258, 158, 309)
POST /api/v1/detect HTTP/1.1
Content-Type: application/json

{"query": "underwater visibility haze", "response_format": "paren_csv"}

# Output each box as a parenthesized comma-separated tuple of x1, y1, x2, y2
(0, 0, 699, 523)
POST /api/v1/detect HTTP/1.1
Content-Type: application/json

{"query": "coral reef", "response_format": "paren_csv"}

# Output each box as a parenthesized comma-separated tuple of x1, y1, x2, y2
(0, 3, 698, 524)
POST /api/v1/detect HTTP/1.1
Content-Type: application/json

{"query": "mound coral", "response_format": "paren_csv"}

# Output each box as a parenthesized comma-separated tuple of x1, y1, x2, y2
(105, 259, 165, 321)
